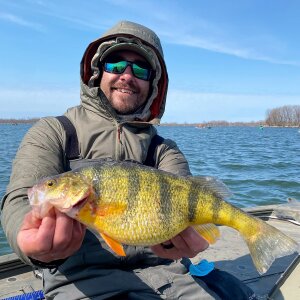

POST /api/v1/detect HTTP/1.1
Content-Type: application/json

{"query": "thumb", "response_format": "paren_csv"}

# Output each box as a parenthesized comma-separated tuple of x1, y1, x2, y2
(21, 208, 55, 230)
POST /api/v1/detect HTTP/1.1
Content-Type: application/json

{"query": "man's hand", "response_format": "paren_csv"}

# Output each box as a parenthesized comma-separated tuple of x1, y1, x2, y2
(17, 208, 86, 263)
(151, 227, 208, 259)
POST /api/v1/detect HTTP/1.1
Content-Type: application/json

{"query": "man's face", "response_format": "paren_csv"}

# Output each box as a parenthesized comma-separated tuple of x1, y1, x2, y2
(100, 51, 151, 115)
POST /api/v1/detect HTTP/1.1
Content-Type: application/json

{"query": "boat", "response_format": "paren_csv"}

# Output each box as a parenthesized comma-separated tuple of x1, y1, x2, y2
(0, 204, 299, 300)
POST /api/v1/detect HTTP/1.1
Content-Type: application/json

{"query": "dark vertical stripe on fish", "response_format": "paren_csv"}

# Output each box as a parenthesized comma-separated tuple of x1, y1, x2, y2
(126, 165, 140, 211)
(212, 193, 223, 222)
(159, 173, 173, 226)
(188, 184, 199, 222)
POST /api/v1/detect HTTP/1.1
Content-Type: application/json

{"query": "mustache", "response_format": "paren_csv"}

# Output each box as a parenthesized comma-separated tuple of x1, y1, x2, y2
(113, 82, 139, 93)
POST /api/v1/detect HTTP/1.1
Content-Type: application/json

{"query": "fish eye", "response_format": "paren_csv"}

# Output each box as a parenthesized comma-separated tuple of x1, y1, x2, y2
(47, 179, 56, 187)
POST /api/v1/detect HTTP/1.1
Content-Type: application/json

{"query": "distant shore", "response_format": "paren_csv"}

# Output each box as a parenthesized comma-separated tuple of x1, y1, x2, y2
(0, 118, 264, 126)
(160, 121, 265, 127)
(0, 118, 39, 124)
(2, 105, 299, 127)
(0, 119, 299, 128)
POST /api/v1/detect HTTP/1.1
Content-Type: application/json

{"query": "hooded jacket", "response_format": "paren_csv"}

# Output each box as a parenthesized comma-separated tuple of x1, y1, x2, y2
(1, 20, 191, 298)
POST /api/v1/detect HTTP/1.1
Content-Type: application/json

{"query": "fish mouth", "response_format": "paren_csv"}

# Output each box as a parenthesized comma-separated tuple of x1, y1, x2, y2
(66, 195, 90, 218)
(73, 196, 89, 210)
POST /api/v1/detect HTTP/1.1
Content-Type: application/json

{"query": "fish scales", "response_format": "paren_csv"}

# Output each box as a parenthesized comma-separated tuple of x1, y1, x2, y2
(123, 166, 189, 244)
(138, 169, 172, 241)
(82, 164, 194, 244)
(28, 160, 299, 274)
(161, 174, 192, 238)
(187, 185, 200, 222)
(125, 166, 164, 243)
(189, 184, 222, 225)
(87, 164, 174, 244)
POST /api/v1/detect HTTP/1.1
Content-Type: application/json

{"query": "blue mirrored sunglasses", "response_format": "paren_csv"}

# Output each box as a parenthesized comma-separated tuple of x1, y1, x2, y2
(103, 60, 152, 81)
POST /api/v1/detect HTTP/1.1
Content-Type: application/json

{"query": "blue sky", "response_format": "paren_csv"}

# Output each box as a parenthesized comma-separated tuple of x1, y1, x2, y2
(0, 0, 299, 123)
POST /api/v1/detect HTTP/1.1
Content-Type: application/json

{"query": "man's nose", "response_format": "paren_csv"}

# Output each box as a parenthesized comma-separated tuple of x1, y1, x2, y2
(120, 66, 134, 79)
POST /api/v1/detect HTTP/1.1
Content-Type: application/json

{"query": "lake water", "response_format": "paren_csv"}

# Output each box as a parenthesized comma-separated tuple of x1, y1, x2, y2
(0, 124, 299, 255)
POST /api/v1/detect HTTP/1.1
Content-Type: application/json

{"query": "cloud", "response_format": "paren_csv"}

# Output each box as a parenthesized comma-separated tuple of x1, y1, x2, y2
(160, 25, 300, 67)
(103, 2, 300, 67)
(5, 0, 298, 66)
(0, 12, 45, 32)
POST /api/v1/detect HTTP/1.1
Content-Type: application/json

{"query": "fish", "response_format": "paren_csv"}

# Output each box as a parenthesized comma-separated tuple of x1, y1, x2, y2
(28, 159, 298, 275)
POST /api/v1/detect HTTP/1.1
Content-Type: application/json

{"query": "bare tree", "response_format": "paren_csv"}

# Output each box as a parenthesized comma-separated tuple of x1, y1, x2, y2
(265, 105, 300, 127)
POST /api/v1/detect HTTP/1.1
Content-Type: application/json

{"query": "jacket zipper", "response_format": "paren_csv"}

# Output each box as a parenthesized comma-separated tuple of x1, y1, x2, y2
(117, 126, 122, 143)
(115, 123, 123, 160)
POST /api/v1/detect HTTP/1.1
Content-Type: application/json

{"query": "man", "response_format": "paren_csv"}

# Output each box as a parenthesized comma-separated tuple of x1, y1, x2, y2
(1, 21, 255, 299)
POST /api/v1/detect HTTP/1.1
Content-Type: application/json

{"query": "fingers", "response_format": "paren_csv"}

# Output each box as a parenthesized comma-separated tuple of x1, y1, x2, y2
(20, 210, 43, 230)
(17, 209, 86, 263)
(64, 215, 86, 255)
(18, 210, 56, 256)
(34, 210, 57, 253)
(151, 227, 209, 260)
(52, 210, 76, 251)
(151, 243, 180, 260)
(173, 227, 209, 253)
(161, 241, 175, 249)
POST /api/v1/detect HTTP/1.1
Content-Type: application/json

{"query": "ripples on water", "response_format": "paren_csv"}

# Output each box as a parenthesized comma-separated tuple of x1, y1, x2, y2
(0, 124, 32, 254)
(0, 124, 299, 255)
(157, 126, 300, 207)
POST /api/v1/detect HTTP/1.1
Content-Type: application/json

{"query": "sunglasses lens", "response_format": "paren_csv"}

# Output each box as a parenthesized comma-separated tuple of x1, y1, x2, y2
(104, 61, 127, 74)
(132, 64, 150, 80)
(104, 61, 152, 81)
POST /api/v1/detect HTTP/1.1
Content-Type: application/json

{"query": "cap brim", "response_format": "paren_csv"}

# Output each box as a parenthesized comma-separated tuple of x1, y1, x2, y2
(100, 43, 155, 69)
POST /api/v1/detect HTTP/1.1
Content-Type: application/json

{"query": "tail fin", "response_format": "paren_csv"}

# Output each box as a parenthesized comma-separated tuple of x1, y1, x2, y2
(244, 219, 298, 274)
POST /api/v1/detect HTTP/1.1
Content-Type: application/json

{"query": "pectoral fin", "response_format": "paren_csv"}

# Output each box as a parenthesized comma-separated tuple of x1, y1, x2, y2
(100, 232, 126, 256)
(96, 203, 127, 216)
(193, 223, 220, 244)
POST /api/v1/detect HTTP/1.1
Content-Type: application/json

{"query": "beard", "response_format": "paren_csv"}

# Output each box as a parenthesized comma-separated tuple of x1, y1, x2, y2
(107, 83, 148, 115)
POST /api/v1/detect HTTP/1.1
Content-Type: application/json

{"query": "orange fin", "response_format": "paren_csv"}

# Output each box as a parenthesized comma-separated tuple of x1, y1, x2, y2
(100, 232, 126, 256)
(193, 223, 220, 244)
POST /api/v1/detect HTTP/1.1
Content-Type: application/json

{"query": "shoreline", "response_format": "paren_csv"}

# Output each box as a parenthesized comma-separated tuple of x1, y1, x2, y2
(0, 119, 299, 128)
(0, 118, 39, 124)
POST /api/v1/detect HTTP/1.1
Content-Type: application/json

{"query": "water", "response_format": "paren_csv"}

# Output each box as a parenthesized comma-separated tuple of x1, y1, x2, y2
(0, 123, 33, 255)
(157, 126, 300, 207)
(0, 124, 299, 255)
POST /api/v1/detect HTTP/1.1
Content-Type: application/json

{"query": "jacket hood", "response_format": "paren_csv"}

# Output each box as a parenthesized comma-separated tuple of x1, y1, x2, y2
(80, 20, 168, 124)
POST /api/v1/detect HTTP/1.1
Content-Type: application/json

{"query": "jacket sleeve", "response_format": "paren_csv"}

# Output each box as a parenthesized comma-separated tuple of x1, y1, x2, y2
(155, 138, 192, 177)
(0, 117, 66, 265)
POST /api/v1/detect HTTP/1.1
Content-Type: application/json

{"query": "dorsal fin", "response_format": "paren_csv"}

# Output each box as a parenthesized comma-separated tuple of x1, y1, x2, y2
(189, 176, 232, 199)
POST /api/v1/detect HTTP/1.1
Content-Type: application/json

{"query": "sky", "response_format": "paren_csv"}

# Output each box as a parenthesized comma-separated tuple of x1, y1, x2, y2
(0, 0, 299, 123)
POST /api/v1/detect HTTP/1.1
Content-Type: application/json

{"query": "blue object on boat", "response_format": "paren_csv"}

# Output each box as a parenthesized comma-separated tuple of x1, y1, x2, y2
(189, 259, 215, 277)
(2, 290, 44, 300)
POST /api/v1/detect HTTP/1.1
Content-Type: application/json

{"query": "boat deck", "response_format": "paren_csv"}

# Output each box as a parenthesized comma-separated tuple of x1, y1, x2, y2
(0, 205, 299, 299)
(0, 253, 42, 299)
(192, 206, 300, 299)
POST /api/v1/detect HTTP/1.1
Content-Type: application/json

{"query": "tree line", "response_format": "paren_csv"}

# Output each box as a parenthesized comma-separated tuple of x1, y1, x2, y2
(0, 118, 39, 124)
(1, 106, 299, 127)
(265, 105, 300, 127)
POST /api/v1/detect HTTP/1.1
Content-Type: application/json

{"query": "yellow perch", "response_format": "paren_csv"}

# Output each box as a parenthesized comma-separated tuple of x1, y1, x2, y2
(28, 160, 298, 274)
